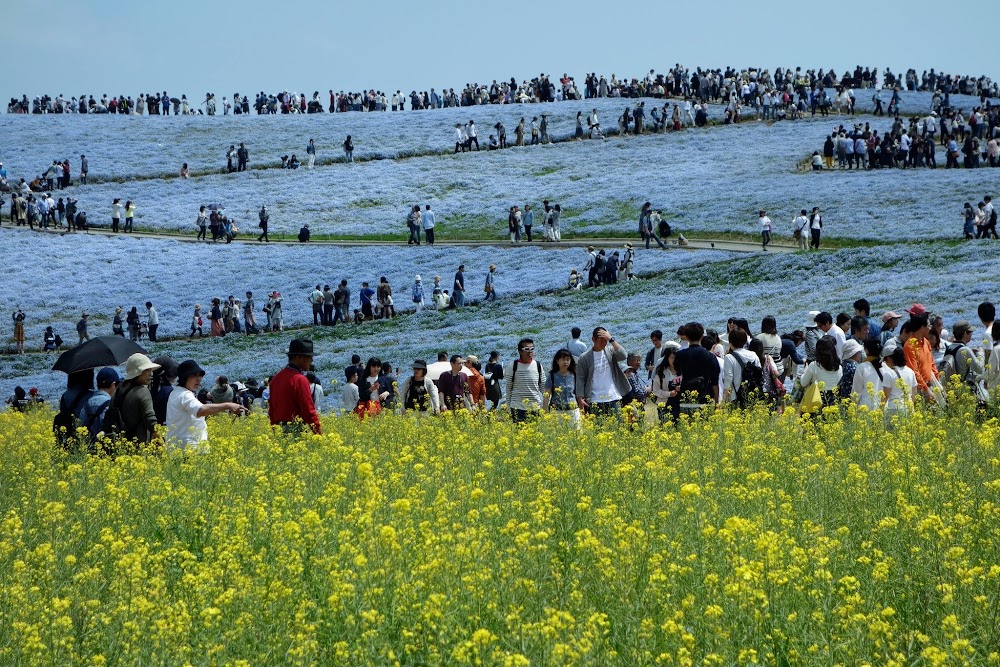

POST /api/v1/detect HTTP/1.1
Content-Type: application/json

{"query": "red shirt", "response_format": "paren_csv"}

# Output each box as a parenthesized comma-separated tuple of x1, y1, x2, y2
(268, 365, 321, 433)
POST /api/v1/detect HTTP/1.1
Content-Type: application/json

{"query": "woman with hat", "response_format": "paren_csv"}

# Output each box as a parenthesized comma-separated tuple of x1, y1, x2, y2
(117, 353, 162, 445)
(400, 360, 439, 414)
(112, 307, 125, 337)
(267, 339, 321, 434)
(166, 360, 246, 451)
(837, 339, 865, 399)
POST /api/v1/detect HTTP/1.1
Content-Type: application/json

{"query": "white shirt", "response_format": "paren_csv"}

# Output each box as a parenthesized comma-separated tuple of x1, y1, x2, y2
(759, 215, 772, 231)
(883, 365, 917, 412)
(794, 215, 809, 231)
(165, 387, 207, 450)
(829, 326, 847, 359)
(810, 214, 822, 230)
(722, 349, 762, 402)
(851, 361, 885, 410)
(590, 351, 621, 403)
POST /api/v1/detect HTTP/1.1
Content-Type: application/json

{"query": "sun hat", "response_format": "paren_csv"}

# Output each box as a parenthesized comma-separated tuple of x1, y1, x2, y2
(662, 340, 682, 351)
(412, 360, 428, 371)
(881, 311, 901, 322)
(124, 353, 160, 380)
(905, 303, 927, 316)
(176, 359, 206, 383)
(286, 339, 317, 357)
(415, 274, 422, 281)
(805, 310, 821, 329)
(465, 355, 479, 365)
(952, 321, 972, 339)
(841, 339, 864, 361)
(152, 355, 179, 378)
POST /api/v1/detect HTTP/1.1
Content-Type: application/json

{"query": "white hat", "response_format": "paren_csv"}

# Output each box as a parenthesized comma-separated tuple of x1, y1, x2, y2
(805, 310, 821, 329)
(841, 339, 864, 361)
(415, 274, 422, 281)
(124, 353, 160, 380)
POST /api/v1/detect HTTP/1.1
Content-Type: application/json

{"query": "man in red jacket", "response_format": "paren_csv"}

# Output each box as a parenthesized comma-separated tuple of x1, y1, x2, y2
(268, 339, 322, 434)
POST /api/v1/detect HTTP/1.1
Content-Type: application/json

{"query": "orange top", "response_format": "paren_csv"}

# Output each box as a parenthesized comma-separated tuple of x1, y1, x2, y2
(903, 336, 939, 392)
(466, 366, 486, 406)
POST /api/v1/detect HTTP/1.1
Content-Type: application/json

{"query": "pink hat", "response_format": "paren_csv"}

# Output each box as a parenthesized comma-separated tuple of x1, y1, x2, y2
(881, 311, 902, 322)
(904, 303, 927, 316)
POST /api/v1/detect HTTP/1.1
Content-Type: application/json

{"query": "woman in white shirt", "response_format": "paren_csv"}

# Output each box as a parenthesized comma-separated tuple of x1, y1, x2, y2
(166, 360, 246, 451)
(983, 327, 1000, 396)
(722, 329, 762, 405)
(852, 338, 887, 411)
(651, 343, 681, 422)
(754, 316, 782, 364)
(881, 347, 917, 416)
(800, 337, 842, 408)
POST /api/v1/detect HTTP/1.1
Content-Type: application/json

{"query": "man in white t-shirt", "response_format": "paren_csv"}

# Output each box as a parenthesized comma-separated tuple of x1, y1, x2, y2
(721, 329, 762, 405)
(793, 209, 810, 251)
(165, 360, 246, 451)
(576, 327, 630, 418)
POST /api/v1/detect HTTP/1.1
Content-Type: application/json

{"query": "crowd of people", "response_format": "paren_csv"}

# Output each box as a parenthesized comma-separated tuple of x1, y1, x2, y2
(40, 297, 1000, 455)
(812, 110, 1000, 171)
(9, 64, 998, 117)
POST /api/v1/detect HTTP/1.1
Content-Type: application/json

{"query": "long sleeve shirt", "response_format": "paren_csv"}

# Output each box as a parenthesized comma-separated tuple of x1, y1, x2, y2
(268, 365, 321, 433)
(903, 337, 939, 392)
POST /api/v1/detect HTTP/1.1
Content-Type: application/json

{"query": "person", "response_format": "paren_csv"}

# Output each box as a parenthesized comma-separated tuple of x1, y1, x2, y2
(838, 339, 865, 399)
(422, 204, 436, 245)
(12, 309, 26, 354)
(800, 337, 842, 409)
(645, 330, 665, 378)
(117, 353, 162, 445)
(522, 204, 533, 242)
(166, 360, 246, 451)
(484, 264, 497, 302)
(209, 298, 225, 337)
(463, 355, 486, 408)
(882, 347, 918, 419)
(196, 206, 208, 241)
(306, 372, 324, 410)
(651, 343, 682, 423)
(43, 326, 60, 352)
(356, 357, 389, 418)
(809, 207, 823, 249)
(484, 351, 504, 410)
(123, 200, 135, 233)
(268, 339, 322, 434)
(111, 198, 122, 233)
(542, 349, 581, 426)
(359, 282, 375, 320)
(54, 369, 95, 449)
(343, 135, 354, 162)
(342, 367, 360, 413)
(674, 322, 721, 411)
(189, 305, 204, 338)
(852, 338, 887, 411)
(145, 302, 158, 342)
(902, 313, 942, 404)
(377, 277, 394, 319)
(237, 142, 249, 172)
(80, 367, 121, 447)
(298, 224, 311, 242)
(149, 356, 179, 425)
(333, 280, 350, 325)
(575, 327, 630, 418)
(567, 327, 589, 360)
(309, 285, 324, 325)
(76, 312, 90, 345)
(258, 205, 269, 242)
(80, 154, 88, 184)
(407, 205, 422, 245)
(758, 210, 772, 250)
(400, 360, 440, 414)
(452, 265, 466, 308)
(437, 355, 472, 412)
(721, 329, 763, 406)
(180, 163, 189, 179)
(505, 338, 544, 422)
(306, 139, 316, 169)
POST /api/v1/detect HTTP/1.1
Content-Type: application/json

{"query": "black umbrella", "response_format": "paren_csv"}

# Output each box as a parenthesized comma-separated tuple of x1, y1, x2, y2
(52, 336, 147, 374)
(205, 203, 225, 211)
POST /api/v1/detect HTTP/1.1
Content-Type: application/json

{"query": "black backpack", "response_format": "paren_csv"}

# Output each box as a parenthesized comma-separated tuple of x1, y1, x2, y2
(730, 352, 764, 408)
(53, 390, 90, 451)
(991, 208, 997, 226)
(101, 384, 136, 443)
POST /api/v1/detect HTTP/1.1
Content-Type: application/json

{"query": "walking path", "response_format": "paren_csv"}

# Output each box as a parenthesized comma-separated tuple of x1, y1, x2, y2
(0, 220, 798, 253)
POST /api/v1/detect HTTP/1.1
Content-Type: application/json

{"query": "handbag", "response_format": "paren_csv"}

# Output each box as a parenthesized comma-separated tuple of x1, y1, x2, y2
(800, 382, 823, 413)
(770, 366, 787, 398)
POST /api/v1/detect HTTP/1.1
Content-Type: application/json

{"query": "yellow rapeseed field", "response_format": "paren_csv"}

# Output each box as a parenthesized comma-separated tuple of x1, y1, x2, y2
(1, 402, 999, 666)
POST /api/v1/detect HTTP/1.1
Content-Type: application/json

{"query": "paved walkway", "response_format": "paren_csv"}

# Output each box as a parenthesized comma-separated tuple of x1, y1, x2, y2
(0, 220, 799, 253)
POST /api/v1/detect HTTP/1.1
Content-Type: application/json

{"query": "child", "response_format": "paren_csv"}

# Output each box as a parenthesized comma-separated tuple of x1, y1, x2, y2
(342, 368, 360, 413)
(190, 305, 204, 338)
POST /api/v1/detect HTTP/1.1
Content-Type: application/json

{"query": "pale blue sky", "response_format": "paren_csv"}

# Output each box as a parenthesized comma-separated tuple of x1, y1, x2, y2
(6, 0, 995, 103)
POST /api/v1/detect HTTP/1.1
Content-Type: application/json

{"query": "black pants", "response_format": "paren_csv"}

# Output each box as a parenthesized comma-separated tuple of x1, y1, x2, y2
(524, 225, 532, 241)
(333, 305, 346, 325)
(408, 224, 421, 244)
(323, 304, 334, 325)
(810, 229, 821, 249)
(510, 409, 539, 423)
(469, 136, 479, 150)
(588, 267, 600, 287)
(424, 228, 434, 244)
(312, 304, 322, 325)
(148, 324, 158, 342)
(197, 225, 206, 240)
(258, 225, 268, 241)
(112, 218, 119, 232)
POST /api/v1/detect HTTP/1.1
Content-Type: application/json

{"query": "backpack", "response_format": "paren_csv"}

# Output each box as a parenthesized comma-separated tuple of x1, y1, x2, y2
(730, 352, 764, 408)
(940, 343, 974, 386)
(53, 390, 90, 451)
(101, 384, 137, 444)
(991, 208, 997, 226)
(510, 359, 543, 390)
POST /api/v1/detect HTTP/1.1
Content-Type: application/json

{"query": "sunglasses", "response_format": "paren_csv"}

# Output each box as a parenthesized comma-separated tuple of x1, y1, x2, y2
(520, 347, 535, 352)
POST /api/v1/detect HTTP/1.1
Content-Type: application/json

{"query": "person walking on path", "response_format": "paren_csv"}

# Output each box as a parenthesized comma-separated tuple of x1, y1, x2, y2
(759, 210, 772, 250)
(793, 209, 809, 250)
(76, 312, 90, 345)
(111, 198, 122, 233)
(257, 205, 269, 242)
(79, 155, 88, 184)
(407, 205, 422, 245)
(145, 302, 159, 342)
(268, 339, 322, 435)
(196, 206, 208, 241)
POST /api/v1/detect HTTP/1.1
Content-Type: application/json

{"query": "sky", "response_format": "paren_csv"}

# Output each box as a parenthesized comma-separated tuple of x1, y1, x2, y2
(5, 0, 996, 105)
